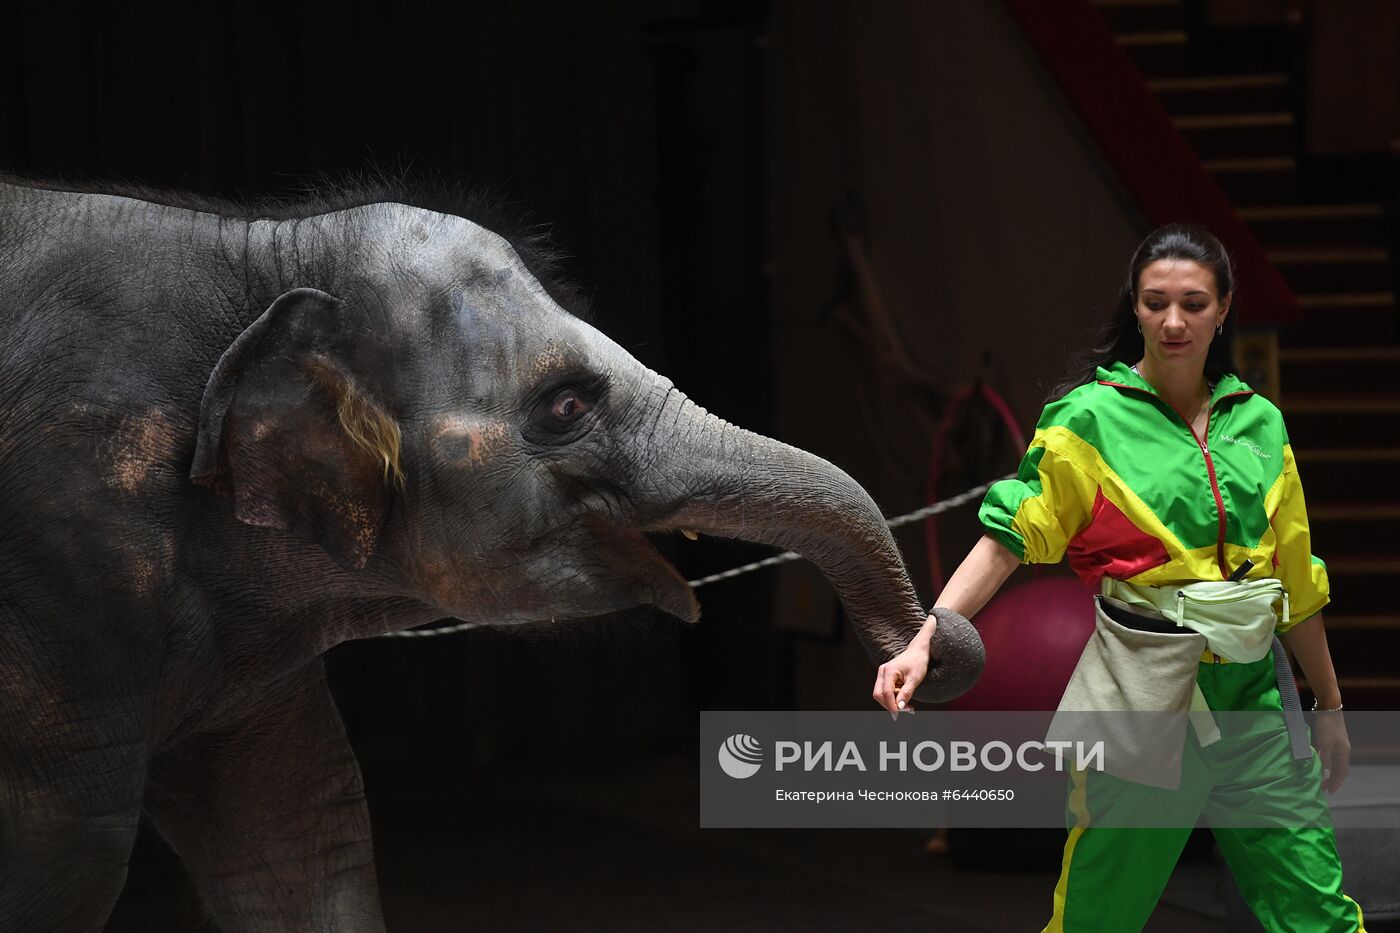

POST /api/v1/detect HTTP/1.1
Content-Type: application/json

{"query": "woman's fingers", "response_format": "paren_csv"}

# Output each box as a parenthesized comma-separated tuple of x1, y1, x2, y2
(872, 664, 894, 712)
(885, 666, 905, 716)
(1315, 717, 1352, 794)
(886, 667, 905, 719)
(1326, 738, 1351, 794)
(873, 662, 908, 716)
(896, 677, 918, 711)
(873, 646, 931, 716)
(1316, 714, 1349, 790)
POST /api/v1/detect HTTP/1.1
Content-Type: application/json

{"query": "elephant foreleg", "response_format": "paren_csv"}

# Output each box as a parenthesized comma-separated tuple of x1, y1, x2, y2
(144, 661, 384, 933)
(0, 736, 146, 933)
(0, 603, 151, 933)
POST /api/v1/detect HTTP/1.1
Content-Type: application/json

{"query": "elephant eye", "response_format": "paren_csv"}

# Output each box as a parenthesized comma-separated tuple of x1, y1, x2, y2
(527, 377, 606, 444)
(549, 387, 592, 423)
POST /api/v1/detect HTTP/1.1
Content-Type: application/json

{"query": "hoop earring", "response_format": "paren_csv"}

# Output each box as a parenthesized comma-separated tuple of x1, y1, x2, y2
(1216, 323, 1223, 336)
(1137, 323, 1143, 335)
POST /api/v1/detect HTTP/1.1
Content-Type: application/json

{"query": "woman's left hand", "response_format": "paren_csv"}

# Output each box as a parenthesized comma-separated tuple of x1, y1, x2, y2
(1314, 711, 1351, 794)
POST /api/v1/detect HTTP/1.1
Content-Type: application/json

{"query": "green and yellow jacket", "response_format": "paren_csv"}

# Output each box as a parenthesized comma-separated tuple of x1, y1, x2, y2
(980, 360, 1328, 632)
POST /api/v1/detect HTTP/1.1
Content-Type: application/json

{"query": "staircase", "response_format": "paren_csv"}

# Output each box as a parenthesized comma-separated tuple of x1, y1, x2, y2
(1094, 0, 1400, 709)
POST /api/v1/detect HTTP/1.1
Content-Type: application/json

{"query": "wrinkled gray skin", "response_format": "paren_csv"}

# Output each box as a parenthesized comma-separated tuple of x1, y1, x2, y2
(0, 180, 981, 932)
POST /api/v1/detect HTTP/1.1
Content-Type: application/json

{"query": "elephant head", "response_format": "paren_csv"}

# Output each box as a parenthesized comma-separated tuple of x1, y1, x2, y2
(190, 203, 982, 701)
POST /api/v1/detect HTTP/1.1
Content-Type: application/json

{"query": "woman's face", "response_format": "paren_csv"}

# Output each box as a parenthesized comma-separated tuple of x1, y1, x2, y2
(1134, 258, 1230, 375)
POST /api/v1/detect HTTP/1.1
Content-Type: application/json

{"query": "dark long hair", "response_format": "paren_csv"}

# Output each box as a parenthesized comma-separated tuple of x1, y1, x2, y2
(1047, 223, 1237, 402)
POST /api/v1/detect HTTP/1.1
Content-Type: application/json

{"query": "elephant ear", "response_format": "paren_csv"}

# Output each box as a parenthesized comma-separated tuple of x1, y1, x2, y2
(191, 287, 403, 571)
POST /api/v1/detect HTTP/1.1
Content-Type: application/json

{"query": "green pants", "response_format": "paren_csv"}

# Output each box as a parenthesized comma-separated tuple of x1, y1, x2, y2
(1042, 655, 1367, 933)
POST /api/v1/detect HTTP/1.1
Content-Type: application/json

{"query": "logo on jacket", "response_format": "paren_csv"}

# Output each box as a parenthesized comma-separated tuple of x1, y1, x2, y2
(1219, 434, 1271, 459)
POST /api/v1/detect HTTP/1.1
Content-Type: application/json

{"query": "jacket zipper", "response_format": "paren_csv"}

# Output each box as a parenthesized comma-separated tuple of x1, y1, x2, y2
(1192, 408, 1229, 580)
(1097, 382, 1255, 580)
(1201, 390, 1256, 580)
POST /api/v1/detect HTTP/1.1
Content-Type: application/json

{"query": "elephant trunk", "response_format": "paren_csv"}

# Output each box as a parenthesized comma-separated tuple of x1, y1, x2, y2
(643, 388, 984, 701)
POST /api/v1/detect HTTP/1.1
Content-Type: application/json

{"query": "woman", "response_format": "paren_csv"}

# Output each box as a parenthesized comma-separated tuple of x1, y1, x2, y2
(874, 225, 1365, 932)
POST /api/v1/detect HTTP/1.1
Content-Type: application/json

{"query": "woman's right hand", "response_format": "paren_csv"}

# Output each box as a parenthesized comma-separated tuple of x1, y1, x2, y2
(872, 637, 932, 715)
(870, 537, 1013, 713)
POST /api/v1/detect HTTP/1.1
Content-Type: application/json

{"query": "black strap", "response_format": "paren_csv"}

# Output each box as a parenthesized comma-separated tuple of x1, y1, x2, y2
(1097, 596, 1182, 635)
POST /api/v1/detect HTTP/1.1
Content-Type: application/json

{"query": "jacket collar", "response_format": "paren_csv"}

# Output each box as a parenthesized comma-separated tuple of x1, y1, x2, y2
(1095, 360, 1254, 407)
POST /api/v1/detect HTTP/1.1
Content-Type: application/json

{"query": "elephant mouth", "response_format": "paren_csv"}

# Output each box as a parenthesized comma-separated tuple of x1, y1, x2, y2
(612, 526, 701, 624)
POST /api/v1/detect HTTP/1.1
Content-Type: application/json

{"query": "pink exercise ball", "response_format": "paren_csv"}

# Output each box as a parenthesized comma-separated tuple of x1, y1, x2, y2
(947, 577, 1095, 711)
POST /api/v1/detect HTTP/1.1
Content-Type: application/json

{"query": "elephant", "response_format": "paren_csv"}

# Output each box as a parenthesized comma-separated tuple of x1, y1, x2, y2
(0, 174, 983, 931)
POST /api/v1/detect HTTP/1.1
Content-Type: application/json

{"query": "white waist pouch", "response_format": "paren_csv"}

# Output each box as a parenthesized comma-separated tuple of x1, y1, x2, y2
(1047, 577, 1290, 789)
(1103, 577, 1287, 663)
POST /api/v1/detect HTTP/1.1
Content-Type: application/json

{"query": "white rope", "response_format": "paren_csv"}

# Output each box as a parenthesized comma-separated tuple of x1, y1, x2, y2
(375, 473, 1013, 639)
(381, 620, 485, 638)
